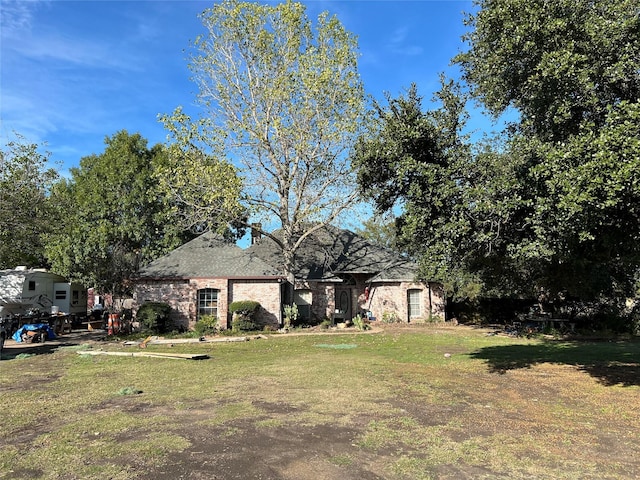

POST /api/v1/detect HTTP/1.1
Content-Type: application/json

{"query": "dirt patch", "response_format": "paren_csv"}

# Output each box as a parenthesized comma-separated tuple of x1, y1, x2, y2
(148, 419, 381, 480)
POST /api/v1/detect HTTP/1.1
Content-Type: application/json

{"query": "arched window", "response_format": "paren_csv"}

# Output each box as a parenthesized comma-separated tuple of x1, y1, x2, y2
(198, 288, 218, 318)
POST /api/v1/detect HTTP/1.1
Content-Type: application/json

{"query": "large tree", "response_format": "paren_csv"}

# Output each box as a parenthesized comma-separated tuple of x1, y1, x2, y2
(45, 131, 198, 295)
(352, 82, 523, 299)
(0, 135, 59, 269)
(454, 0, 640, 300)
(161, 0, 367, 286)
(355, 0, 640, 310)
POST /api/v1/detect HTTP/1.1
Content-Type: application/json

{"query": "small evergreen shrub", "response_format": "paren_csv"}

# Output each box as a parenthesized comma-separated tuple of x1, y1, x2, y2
(194, 314, 218, 337)
(230, 300, 261, 332)
(229, 300, 261, 316)
(136, 302, 172, 333)
(232, 316, 258, 332)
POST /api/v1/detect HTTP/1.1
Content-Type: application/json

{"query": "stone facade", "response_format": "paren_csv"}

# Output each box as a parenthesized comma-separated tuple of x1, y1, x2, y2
(293, 278, 445, 325)
(364, 281, 445, 323)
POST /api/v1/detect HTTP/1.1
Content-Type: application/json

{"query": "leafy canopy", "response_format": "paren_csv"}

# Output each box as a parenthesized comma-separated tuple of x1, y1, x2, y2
(45, 131, 193, 295)
(162, 0, 367, 282)
(0, 135, 59, 269)
(354, 0, 640, 308)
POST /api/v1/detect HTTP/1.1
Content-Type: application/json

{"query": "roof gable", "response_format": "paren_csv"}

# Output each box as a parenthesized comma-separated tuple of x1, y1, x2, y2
(247, 225, 418, 282)
(137, 231, 280, 279)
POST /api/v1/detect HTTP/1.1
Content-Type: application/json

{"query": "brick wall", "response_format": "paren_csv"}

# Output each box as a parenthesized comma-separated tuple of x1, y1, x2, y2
(229, 279, 281, 327)
(133, 277, 283, 330)
(133, 277, 446, 330)
(297, 278, 445, 324)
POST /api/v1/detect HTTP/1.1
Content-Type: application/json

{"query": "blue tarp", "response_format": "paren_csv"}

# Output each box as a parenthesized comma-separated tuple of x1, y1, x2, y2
(12, 323, 56, 342)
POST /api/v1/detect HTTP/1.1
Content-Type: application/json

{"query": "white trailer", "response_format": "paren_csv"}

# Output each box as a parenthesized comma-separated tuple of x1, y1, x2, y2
(0, 267, 87, 318)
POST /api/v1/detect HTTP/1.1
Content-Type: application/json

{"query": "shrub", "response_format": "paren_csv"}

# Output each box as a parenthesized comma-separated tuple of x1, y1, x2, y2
(229, 300, 261, 332)
(381, 311, 400, 324)
(352, 315, 370, 331)
(283, 303, 298, 329)
(229, 300, 261, 316)
(232, 316, 258, 332)
(319, 318, 333, 330)
(136, 302, 172, 333)
(194, 315, 218, 337)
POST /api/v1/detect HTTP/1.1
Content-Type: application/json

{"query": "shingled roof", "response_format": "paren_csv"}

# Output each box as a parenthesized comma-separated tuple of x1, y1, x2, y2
(247, 225, 418, 282)
(137, 231, 280, 279)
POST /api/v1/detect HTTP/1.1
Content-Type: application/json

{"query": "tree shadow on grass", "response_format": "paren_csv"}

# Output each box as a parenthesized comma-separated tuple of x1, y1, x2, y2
(470, 339, 640, 387)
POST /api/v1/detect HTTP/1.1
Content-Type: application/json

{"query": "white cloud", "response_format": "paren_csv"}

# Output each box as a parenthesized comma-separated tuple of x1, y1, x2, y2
(0, 0, 43, 36)
(388, 26, 424, 56)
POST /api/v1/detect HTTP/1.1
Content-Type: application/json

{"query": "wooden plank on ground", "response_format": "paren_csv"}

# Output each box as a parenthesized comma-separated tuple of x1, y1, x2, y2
(123, 336, 249, 346)
(77, 350, 209, 360)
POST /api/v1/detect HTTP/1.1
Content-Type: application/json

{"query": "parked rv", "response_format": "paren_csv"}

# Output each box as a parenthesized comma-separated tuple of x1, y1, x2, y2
(0, 267, 88, 330)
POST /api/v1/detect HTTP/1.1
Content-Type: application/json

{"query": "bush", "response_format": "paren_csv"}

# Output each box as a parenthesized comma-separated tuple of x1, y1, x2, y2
(229, 300, 261, 316)
(229, 300, 261, 332)
(194, 315, 218, 337)
(231, 316, 258, 332)
(352, 315, 371, 331)
(381, 311, 400, 324)
(136, 302, 172, 333)
(283, 303, 298, 329)
(319, 318, 333, 330)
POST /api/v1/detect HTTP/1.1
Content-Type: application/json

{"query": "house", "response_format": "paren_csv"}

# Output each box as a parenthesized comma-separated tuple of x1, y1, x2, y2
(132, 226, 445, 330)
(0, 267, 88, 318)
(133, 232, 283, 329)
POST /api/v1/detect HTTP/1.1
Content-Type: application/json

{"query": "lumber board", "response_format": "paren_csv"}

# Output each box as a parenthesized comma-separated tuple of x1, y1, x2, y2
(77, 350, 209, 360)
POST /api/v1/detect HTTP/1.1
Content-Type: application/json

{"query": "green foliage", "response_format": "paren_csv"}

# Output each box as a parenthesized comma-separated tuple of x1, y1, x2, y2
(283, 303, 298, 329)
(451, 0, 640, 302)
(45, 131, 192, 295)
(319, 318, 333, 330)
(456, 0, 640, 142)
(229, 301, 261, 315)
(381, 311, 400, 324)
(356, 214, 399, 251)
(136, 302, 172, 333)
(355, 0, 640, 319)
(231, 316, 258, 332)
(163, 0, 367, 283)
(153, 120, 246, 238)
(230, 300, 261, 332)
(194, 315, 219, 336)
(0, 134, 59, 268)
(352, 315, 370, 331)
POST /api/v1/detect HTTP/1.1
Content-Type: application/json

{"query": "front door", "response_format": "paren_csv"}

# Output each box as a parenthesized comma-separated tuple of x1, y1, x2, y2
(335, 288, 352, 320)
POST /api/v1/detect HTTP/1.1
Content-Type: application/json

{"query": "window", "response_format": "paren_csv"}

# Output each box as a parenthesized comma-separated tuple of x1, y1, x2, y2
(55, 290, 67, 300)
(198, 288, 218, 318)
(28, 281, 36, 291)
(407, 289, 422, 319)
(294, 289, 312, 323)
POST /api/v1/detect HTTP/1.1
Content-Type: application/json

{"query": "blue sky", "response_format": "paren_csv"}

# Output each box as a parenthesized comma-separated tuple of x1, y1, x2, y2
(1, 0, 479, 177)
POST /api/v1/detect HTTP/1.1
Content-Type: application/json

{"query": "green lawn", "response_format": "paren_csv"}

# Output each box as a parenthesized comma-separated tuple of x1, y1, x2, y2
(1, 325, 639, 479)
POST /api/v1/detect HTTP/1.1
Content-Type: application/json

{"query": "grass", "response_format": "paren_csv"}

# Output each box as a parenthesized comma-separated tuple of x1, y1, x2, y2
(0, 325, 639, 479)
